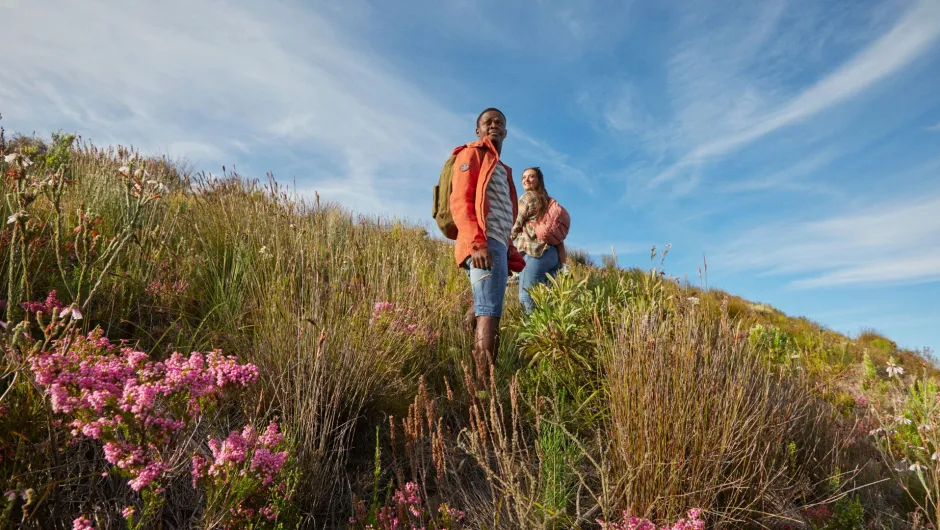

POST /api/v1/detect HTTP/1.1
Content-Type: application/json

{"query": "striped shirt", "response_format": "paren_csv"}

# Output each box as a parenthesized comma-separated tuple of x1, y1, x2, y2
(485, 162, 514, 245)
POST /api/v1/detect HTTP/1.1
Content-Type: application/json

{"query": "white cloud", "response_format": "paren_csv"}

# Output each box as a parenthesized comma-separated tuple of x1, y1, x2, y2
(649, 0, 940, 189)
(722, 149, 844, 197)
(511, 129, 595, 194)
(721, 190, 940, 288)
(0, 0, 578, 223)
(0, 0, 467, 220)
(927, 121, 940, 131)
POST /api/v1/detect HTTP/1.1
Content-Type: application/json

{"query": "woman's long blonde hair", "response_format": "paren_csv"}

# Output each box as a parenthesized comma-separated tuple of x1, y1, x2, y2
(524, 167, 551, 221)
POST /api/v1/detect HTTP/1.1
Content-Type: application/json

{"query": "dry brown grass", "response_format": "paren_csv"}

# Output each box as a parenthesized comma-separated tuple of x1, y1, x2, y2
(601, 299, 847, 527)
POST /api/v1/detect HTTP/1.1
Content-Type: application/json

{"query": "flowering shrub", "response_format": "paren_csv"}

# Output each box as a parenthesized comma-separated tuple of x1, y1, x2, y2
(72, 515, 94, 529)
(348, 482, 464, 530)
(872, 372, 940, 526)
(21, 290, 65, 316)
(192, 422, 295, 529)
(29, 327, 259, 493)
(596, 509, 705, 530)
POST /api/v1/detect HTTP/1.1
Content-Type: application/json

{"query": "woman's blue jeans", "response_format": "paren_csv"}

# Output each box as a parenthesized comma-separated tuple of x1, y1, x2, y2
(518, 245, 561, 314)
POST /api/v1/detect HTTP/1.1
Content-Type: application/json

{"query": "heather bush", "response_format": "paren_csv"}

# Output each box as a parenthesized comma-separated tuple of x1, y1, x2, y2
(597, 508, 705, 530)
(193, 422, 299, 529)
(348, 481, 465, 530)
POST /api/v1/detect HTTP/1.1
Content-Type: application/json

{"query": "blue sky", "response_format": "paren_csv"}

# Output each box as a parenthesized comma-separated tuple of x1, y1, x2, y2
(2, 0, 939, 353)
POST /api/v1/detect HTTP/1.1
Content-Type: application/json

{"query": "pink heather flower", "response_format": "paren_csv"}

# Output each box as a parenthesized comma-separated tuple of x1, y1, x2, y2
(127, 460, 167, 491)
(259, 422, 284, 446)
(22, 290, 66, 315)
(73, 516, 95, 530)
(122, 506, 135, 519)
(597, 509, 704, 530)
(261, 506, 278, 520)
(439, 504, 465, 522)
(373, 301, 395, 313)
(29, 328, 260, 495)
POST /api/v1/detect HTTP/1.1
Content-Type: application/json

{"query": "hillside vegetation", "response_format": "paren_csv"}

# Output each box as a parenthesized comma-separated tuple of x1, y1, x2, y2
(1, 123, 938, 529)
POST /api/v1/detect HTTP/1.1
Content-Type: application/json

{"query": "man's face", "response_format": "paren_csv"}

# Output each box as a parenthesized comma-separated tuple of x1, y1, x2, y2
(476, 111, 507, 145)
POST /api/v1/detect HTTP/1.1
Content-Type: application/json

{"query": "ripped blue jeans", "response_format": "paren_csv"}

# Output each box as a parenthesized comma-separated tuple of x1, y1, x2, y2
(465, 237, 509, 318)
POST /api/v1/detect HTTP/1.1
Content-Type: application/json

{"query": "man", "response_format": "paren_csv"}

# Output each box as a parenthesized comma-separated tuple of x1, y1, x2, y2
(449, 108, 525, 386)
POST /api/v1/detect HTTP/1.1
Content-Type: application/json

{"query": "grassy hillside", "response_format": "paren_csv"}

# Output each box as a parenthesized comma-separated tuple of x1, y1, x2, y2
(1, 125, 938, 529)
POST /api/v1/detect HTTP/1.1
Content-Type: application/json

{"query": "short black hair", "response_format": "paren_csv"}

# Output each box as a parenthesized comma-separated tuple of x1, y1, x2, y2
(476, 107, 506, 127)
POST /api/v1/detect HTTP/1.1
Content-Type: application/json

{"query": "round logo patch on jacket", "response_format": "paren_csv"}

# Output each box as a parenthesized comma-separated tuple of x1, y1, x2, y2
(459, 163, 470, 171)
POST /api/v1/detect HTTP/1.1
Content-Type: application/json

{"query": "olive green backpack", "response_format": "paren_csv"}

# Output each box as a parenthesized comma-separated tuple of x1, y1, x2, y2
(432, 148, 465, 240)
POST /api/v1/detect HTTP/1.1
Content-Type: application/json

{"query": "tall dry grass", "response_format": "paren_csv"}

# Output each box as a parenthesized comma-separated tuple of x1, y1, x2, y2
(601, 297, 846, 526)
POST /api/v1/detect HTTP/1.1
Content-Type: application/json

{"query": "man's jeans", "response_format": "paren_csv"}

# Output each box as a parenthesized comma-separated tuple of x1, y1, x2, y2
(466, 237, 509, 318)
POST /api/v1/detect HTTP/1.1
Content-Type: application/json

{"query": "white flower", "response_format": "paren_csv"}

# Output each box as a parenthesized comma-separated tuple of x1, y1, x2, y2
(118, 165, 130, 176)
(686, 296, 700, 305)
(259, 246, 269, 256)
(21, 157, 32, 168)
(895, 416, 913, 425)
(910, 463, 926, 472)
(932, 452, 939, 461)
(4, 153, 20, 163)
(59, 305, 82, 321)
(887, 358, 904, 378)
(6, 212, 26, 225)
(146, 180, 168, 193)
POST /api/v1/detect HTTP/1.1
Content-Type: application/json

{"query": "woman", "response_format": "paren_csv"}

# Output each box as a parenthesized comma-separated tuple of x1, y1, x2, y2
(511, 167, 565, 314)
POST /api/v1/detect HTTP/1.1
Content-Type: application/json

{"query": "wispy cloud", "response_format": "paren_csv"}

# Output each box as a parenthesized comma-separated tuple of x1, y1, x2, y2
(721, 190, 940, 289)
(722, 150, 844, 197)
(649, 0, 940, 189)
(512, 129, 595, 194)
(1, 0, 471, 220)
(1, 0, 585, 223)
(927, 121, 940, 131)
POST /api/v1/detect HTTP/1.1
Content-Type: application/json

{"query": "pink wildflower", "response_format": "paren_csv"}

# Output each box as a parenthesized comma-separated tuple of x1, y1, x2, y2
(29, 328, 260, 494)
(72, 516, 95, 530)
(122, 506, 135, 519)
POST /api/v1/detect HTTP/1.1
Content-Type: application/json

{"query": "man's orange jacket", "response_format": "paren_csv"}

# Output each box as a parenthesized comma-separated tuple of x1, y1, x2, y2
(448, 136, 525, 273)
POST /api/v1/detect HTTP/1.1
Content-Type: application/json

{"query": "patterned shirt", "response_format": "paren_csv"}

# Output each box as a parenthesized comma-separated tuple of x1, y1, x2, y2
(485, 162, 514, 245)
(511, 191, 550, 258)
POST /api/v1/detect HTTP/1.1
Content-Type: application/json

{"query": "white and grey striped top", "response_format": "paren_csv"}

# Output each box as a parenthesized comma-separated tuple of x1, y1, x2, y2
(485, 162, 514, 245)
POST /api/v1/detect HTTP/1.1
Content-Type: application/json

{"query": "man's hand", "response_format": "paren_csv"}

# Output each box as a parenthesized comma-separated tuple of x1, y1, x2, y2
(471, 247, 492, 270)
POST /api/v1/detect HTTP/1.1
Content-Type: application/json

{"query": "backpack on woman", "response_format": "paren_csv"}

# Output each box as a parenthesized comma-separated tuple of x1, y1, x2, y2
(534, 198, 570, 246)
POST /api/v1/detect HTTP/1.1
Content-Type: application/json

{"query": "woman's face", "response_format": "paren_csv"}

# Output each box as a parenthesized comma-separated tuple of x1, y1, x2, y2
(522, 169, 539, 191)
